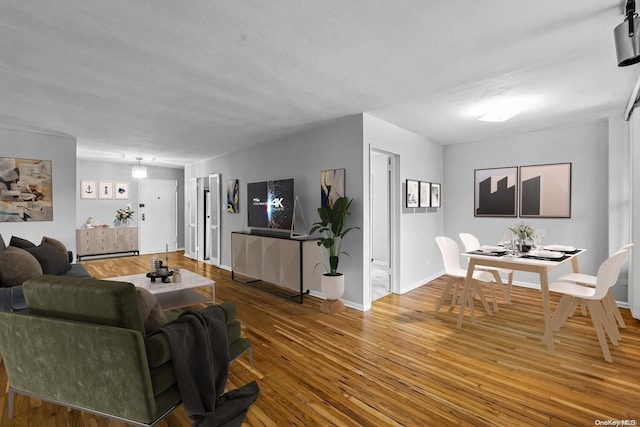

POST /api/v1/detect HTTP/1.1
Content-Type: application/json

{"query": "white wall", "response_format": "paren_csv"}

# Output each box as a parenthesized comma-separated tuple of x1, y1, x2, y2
(77, 160, 185, 248)
(444, 120, 610, 286)
(0, 127, 77, 254)
(186, 115, 365, 306)
(363, 114, 445, 299)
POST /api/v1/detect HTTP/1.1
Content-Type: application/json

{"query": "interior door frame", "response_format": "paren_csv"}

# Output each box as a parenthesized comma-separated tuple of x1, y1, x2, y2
(207, 173, 221, 266)
(368, 146, 399, 302)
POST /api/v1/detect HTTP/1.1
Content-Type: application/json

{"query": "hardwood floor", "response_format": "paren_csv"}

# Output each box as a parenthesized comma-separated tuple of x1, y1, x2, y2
(2, 252, 640, 426)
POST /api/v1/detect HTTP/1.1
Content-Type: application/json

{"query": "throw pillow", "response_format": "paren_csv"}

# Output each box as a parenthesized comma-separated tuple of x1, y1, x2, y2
(136, 288, 168, 334)
(0, 246, 43, 287)
(41, 236, 68, 260)
(9, 236, 36, 250)
(25, 242, 72, 275)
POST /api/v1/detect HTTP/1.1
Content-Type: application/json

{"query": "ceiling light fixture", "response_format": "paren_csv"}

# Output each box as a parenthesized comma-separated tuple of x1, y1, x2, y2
(131, 157, 147, 179)
(475, 97, 529, 122)
(615, 0, 640, 67)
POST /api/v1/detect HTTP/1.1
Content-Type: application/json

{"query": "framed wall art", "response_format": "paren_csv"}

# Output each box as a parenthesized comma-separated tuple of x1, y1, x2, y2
(115, 182, 129, 199)
(474, 167, 518, 217)
(519, 162, 571, 218)
(98, 181, 113, 199)
(419, 181, 431, 208)
(227, 179, 239, 213)
(406, 179, 419, 208)
(430, 183, 441, 208)
(80, 180, 97, 199)
(321, 168, 345, 208)
(0, 157, 53, 222)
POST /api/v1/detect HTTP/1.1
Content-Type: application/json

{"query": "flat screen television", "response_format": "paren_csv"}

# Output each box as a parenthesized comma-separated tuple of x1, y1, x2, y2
(247, 178, 294, 231)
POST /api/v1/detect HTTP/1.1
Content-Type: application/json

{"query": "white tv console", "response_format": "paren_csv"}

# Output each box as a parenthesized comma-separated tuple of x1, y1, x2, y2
(231, 231, 323, 303)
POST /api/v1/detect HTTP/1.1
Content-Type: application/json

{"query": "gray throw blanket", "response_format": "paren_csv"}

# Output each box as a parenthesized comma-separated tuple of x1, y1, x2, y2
(160, 305, 259, 427)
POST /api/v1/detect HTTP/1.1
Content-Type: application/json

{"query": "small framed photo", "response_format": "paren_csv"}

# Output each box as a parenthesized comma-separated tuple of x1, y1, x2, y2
(115, 182, 129, 200)
(430, 183, 441, 208)
(406, 179, 419, 208)
(419, 181, 431, 208)
(98, 182, 113, 199)
(80, 180, 97, 199)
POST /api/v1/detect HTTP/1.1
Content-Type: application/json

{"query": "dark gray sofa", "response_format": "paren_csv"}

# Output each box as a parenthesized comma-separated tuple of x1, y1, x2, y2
(0, 233, 91, 311)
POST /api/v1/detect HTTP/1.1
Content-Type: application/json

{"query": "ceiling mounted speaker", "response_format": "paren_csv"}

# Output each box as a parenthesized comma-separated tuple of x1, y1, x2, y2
(615, 0, 640, 67)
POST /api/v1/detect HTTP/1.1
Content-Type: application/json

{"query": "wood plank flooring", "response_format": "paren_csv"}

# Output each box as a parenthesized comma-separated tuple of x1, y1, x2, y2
(2, 252, 640, 426)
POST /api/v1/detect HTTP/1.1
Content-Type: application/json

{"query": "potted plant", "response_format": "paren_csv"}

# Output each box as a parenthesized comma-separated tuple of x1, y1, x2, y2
(309, 197, 359, 313)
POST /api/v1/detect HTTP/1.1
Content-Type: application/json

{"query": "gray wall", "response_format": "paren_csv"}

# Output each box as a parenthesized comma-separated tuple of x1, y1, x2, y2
(186, 115, 365, 306)
(77, 160, 185, 248)
(0, 127, 78, 254)
(444, 120, 610, 287)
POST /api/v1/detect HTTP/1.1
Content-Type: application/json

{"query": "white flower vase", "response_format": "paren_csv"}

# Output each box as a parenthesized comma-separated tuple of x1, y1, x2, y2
(320, 273, 345, 313)
(120, 219, 129, 227)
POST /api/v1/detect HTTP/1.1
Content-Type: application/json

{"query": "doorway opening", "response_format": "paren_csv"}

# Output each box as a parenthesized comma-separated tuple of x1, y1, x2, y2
(369, 147, 398, 302)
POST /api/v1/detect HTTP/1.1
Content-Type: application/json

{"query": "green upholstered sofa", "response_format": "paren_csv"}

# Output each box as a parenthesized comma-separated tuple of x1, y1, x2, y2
(0, 275, 252, 426)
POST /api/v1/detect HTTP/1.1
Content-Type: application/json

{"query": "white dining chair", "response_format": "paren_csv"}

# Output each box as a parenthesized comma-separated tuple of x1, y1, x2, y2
(459, 232, 514, 305)
(547, 249, 629, 362)
(556, 243, 633, 331)
(435, 236, 497, 321)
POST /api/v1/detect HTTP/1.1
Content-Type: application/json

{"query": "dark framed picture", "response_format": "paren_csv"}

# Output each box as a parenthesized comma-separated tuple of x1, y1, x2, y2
(430, 183, 441, 208)
(406, 179, 419, 208)
(474, 167, 518, 217)
(519, 162, 571, 218)
(419, 181, 431, 208)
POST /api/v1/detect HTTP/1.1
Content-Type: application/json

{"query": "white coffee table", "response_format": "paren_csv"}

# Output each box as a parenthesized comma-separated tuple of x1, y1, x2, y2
(107, 269, 215, 310)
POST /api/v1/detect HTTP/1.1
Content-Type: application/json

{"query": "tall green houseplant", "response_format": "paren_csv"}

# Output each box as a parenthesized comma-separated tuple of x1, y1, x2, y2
(310, 197, 359, 276)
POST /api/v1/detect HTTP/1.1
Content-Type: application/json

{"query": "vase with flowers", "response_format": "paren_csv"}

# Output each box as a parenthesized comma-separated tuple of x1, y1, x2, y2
(115, 206, 135, 227)
(509, 221, 534, 253)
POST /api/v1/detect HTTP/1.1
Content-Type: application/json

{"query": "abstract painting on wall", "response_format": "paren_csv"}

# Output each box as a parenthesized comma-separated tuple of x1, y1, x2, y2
(519, 163, 571, 218)
(227, 179, 239, 213)
(321, 168, 345, 208)
(0, 157, 53, 222)
(474, 167, 518, 217)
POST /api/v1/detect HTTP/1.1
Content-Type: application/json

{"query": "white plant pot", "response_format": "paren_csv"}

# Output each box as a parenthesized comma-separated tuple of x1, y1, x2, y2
(320, 273, 345, 313)
(321, 273, 344, 299)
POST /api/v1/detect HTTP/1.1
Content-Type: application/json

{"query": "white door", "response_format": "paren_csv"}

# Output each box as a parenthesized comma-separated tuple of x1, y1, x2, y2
(207, 173, 221, 266)
(370, 148, 397, 302)
(186, 178, 197, 259)
(139, 179, 178, 254)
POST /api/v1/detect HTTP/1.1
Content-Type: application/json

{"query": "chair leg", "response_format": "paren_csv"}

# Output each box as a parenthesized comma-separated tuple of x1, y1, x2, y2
(486, 272, 500, 312)
(472, 281, 493, 316)
(604, 291, 626, 329)
(586, 300, 613, 362)
(435, 277, 457, 314)
(594, 300, 620, 345)
(550, 295, 578, 332)
(505, 271, 513, 304)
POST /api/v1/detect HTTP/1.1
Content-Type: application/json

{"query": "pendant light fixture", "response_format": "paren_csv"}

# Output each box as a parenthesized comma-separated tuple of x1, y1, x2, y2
(131, 157, 147, 179)
(615, 0, 640, 66)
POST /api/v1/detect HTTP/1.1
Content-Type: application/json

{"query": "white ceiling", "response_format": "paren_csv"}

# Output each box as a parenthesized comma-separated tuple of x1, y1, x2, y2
(0, 1, 637, 167)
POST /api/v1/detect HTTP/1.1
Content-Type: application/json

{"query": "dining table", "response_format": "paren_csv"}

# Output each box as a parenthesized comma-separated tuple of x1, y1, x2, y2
(459, 245, 586, 352)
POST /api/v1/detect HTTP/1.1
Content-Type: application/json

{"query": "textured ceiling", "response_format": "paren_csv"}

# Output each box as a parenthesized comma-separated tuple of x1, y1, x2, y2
(0, 1, 636, 167)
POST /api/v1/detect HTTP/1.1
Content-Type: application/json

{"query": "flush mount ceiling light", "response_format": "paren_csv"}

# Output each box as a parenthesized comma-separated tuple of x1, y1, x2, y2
(131, 157, 147, 179)
(474, 97, 532, 122)
(615, 0, 640, 67)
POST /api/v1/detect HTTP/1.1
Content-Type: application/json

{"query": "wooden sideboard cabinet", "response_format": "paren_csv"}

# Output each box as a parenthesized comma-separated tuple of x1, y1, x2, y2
(76, 227, 140, 260)
(231, 232, 323, 303)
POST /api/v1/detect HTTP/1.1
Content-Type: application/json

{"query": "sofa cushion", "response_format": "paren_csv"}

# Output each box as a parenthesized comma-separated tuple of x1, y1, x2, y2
(9, 236, 36, 250)
(0, 247, 43, 287)
(136, 288, 168, 334)
(0, 233, 6, 252)
(62, 263, 92, 278)
(25, 242, 72, 275)
(41, 236, 68, 261)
